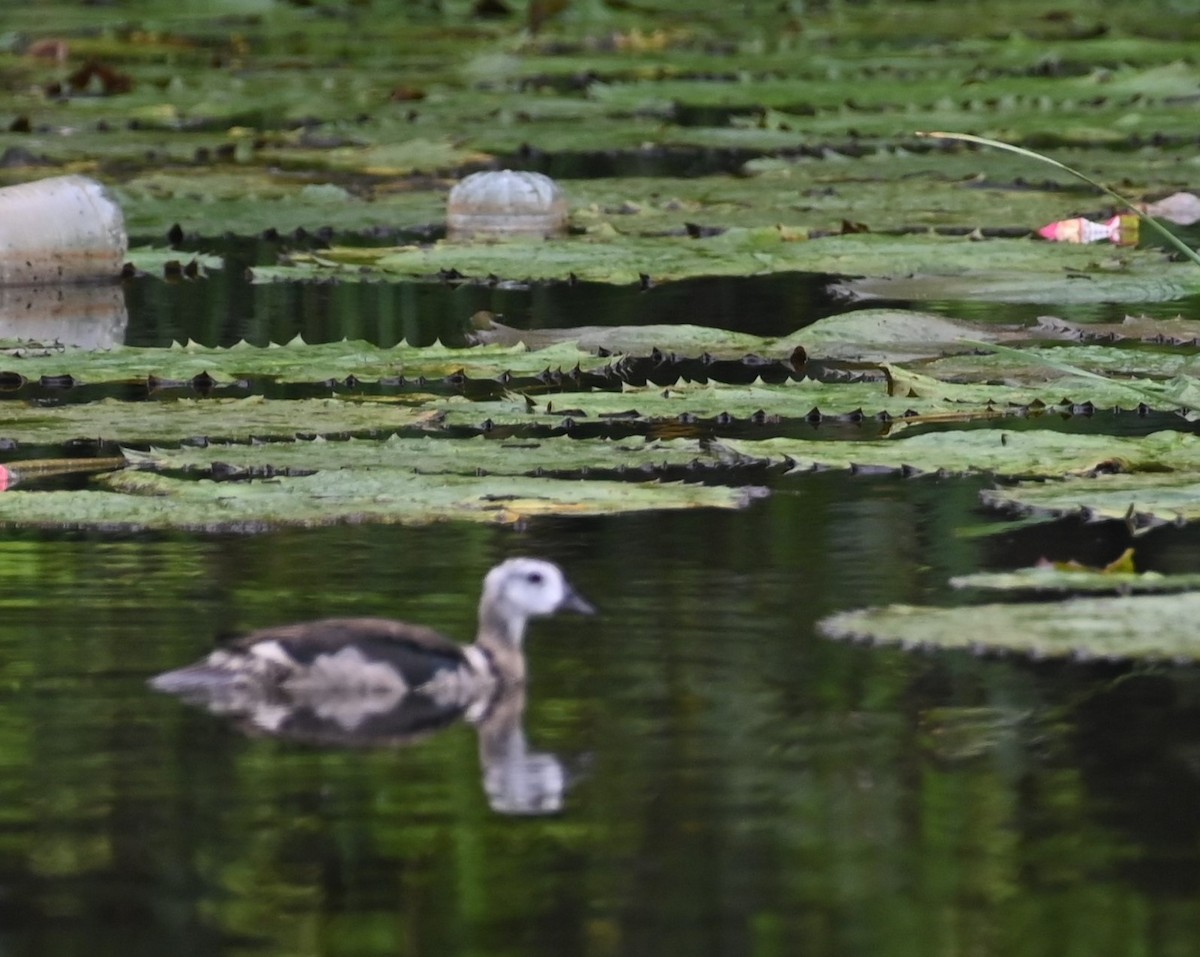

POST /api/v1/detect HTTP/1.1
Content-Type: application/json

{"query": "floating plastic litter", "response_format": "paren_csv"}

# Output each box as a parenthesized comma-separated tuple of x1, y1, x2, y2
(0, 174, 127, 285)
(1037, 214, 1138, 246)
(446, 170, 568, 239)
(0, 283, 127, 349)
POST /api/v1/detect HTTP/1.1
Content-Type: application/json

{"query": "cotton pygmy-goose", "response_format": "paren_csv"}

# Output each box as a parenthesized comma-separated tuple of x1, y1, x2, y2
(149, 558, 595, 709)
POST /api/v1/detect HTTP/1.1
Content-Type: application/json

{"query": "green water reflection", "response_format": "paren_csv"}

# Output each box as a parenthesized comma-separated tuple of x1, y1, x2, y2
(122, 247, 840, 348)
(0, 478, 1198, 956)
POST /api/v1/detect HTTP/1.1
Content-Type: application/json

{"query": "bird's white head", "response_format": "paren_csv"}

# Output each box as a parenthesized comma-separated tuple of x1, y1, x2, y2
(483, 558, 595, 622)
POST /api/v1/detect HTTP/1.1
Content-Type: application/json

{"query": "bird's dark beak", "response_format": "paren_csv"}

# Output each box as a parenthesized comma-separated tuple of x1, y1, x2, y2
(561, 586, 596, 615)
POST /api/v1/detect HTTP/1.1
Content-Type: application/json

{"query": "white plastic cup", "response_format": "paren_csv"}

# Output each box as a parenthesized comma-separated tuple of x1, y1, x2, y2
(0, 175, 127, 285)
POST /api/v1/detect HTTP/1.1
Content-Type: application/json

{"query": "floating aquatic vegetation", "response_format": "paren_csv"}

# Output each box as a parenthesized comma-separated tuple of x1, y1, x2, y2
(124, 246, 224, 279)
(0, 464, 761, 532)
(2, 0, 1200, 550)
(250, 231, 1188, 288)
(122, 435, 729, 481)
(949, 562, 1200, 597)
(0, 396, 433, 446)
(980, 472, 1200, 530)
(719, 430, 1200, 481)
(0, 310, 1196, 528)
(819, 592, 1200, 662)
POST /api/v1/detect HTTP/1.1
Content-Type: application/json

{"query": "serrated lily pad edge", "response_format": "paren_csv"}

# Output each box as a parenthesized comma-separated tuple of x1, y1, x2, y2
(818, 591, 1200, 663)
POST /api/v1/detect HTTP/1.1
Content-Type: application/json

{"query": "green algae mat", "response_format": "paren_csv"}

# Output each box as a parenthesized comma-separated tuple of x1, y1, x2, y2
(6, 0, 1200, 658)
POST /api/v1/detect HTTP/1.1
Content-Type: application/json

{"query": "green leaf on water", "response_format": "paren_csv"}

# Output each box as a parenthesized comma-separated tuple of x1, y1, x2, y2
(910, 345, 1200, 404)
(720, 429, 1200, 480)
(125, 246, 224, 276)
(115, 170, 449, 238)
(949, 566, 1200, 595)
(0, 467, 759, 532)
(980, 472, 1200, 528)
(0, 338, 605, 386)
(469, 308, 1017, 362)
(1035, 315, 1200, 345)
(251, 233, 1178, 287)
(0, 396, 432, 446)
(432, 376, 1166, 432)
(124, 434, 723, 478)
(819, 592, 1200, 662)
(0, 310, 1024, 387)
(838, 269, 1200, 305)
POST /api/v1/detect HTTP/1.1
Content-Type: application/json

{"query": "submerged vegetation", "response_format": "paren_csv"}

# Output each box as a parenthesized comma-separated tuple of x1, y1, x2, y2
(3, 0, 1200, 654)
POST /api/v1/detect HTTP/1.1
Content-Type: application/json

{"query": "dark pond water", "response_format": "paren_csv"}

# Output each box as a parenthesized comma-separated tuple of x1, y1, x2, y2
(5, 271, 1200, 957)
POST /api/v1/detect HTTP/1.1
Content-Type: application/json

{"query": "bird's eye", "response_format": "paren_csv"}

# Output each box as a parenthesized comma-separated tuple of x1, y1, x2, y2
(526, 571, 544, 585)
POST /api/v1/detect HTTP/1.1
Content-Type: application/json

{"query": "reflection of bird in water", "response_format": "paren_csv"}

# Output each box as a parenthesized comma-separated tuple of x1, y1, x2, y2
(478, 685, 572, 815)
(150, 558, 594, 814)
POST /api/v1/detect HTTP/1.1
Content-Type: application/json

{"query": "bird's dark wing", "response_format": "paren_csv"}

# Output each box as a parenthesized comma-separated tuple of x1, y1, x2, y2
(230, 617, 471, 687)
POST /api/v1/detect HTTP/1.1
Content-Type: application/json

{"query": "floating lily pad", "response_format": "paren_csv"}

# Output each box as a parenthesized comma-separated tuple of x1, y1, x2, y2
(949, 566, 1200, 595)
(0, 396, 432, 446)
(0, 311, 1020, 385)
(124, 434, 724, 479)
(0, 337, 604, 386)
(910, 345, 1200, 398)
(125, 246, 224, 277)
(720, 429, 1200, 480)
(1035, 314, 1200, 345)
(0, 467, 759, 532)
(819, 592, 1200, 662)
(980, 472, 1200, 528)
(431, 376, 1161, 432)
(838, 269, 1200, 305)
(564, 173, 1090, 237)
(115, 171, 449, 237)
(251, 233, 1178, 287)
(104, 150, 1199, 242)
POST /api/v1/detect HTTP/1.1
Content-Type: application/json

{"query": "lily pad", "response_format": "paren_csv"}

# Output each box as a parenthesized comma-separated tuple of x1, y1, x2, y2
(819, 592, 1200, 662)
(432, 376, 1157, 432)
(0, 396, 432, 446)
(115, 170, 449, 237)
(1034, 314, 1200, 345)
(837, 269, 1200, 306)
(0, 467, 759, 532)
(125, 246, 224, 277)
(250, 233, 1181, 288)
(910, 345, 1200, 396)
(0, 310, 1021, 385)
(980, 472, 1200, 528)
(124, 434, 725, 479)
(720, 429, 1200, 480)
(0, 337, 605, 386)
(949, 566, 1200, 595)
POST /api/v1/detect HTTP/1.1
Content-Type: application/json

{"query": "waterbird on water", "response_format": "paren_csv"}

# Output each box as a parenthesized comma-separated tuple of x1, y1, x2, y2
(149, 557, 595, 717)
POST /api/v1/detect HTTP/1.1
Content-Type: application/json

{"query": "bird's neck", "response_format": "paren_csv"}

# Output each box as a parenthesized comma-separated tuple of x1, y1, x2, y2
(475, 602, 527, 683)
